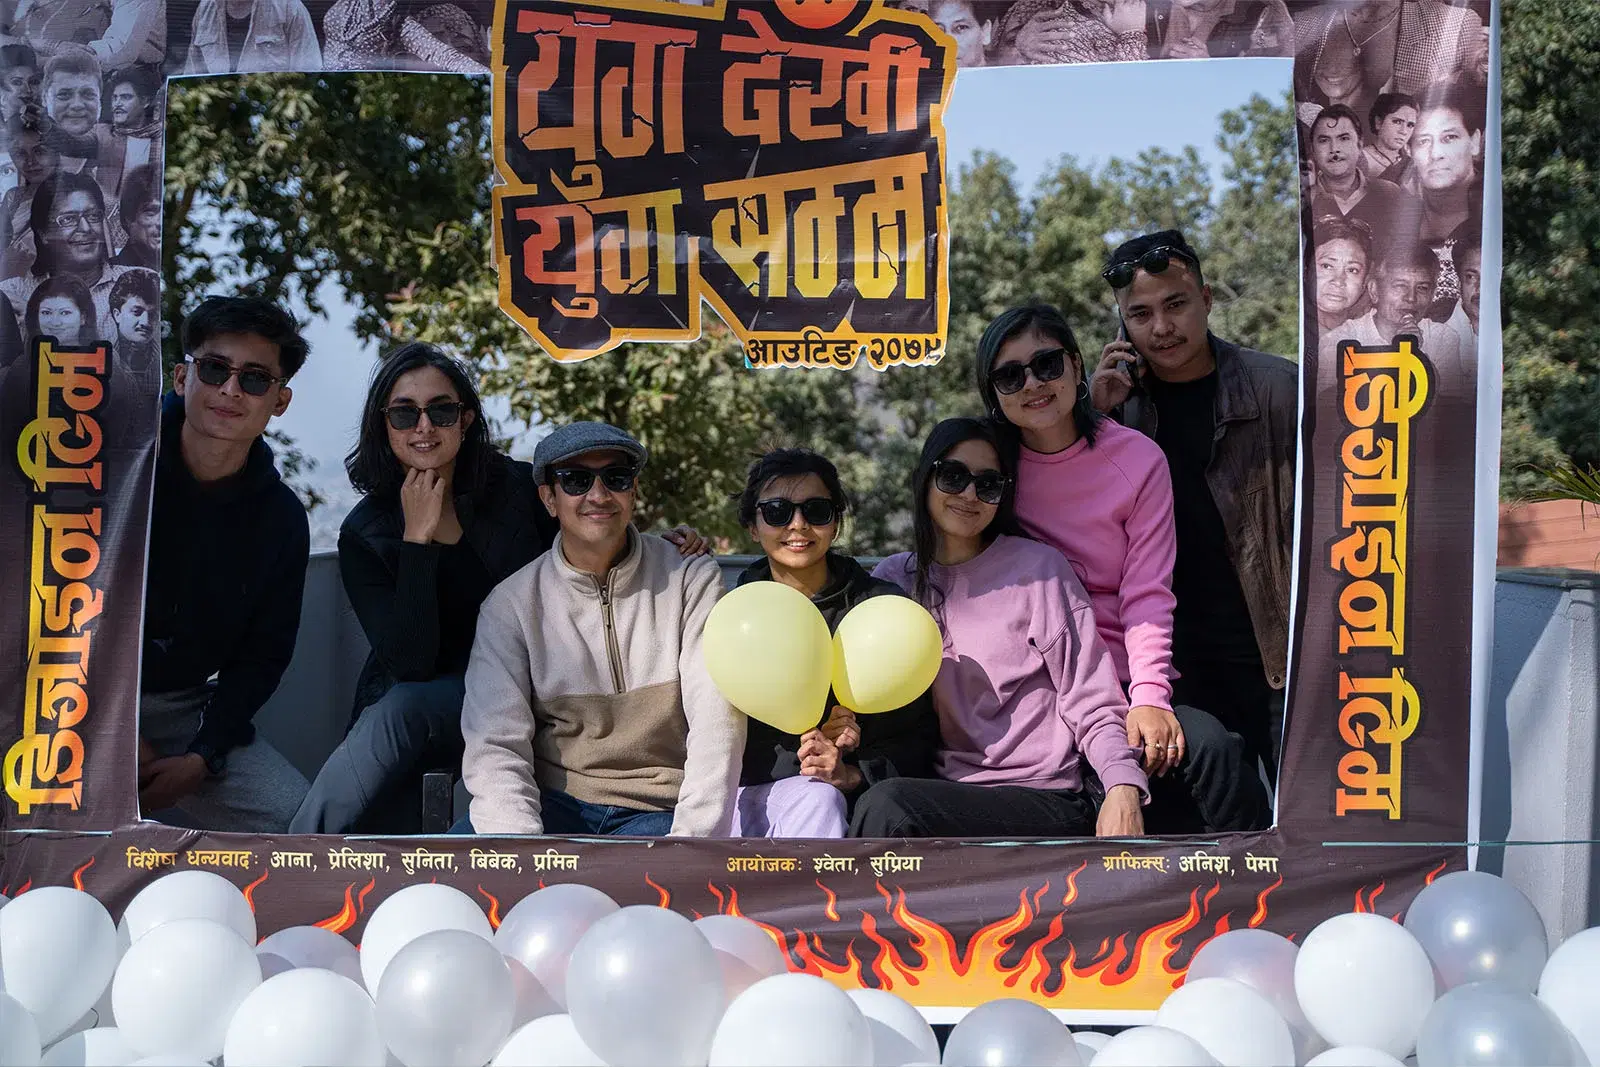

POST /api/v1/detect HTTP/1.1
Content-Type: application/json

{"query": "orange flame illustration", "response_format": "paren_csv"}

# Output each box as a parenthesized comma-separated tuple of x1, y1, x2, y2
(12, 879, 31, 895)
(315, 878, 377, 934)
(645, 874, 670, 908)
(1353, 881, 1386, 915)
(702, 867, 1242, 1012)
(242, 870, 269, 913)
(1248, 876, 1283, 928)
(1424, 860, 1449, 885)
(477, 886, 503, 930)
(817, 880, 841, 923)
(71, 857, 95, 891)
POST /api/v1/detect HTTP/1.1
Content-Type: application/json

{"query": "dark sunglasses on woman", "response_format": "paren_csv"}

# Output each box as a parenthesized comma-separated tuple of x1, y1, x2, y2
(757, 497, 837, 528)
(384, 401, 464, 430)
(988, 347, 1068, 396)
(932, 459, 1010, 505)
(184, 354, 288, 397)
(1100, 245, 1198, 290)
(550, 465, 638, 496)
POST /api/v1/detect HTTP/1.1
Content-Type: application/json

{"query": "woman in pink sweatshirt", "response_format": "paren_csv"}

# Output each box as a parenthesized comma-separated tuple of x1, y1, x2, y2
(971, 303, 1270, 834)
(851, 417, 1148, 838)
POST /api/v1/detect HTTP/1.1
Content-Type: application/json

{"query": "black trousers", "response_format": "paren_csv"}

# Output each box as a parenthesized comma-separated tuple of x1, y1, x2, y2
(1171, 658, 1284, 788)
(848, 704, 1271, 838)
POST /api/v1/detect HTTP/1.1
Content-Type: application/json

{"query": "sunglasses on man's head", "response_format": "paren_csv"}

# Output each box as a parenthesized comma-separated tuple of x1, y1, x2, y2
(932, 460, 1010, 505)
(988, 347, 1068, 396)
(551, 465, 638, 496)
(184, 354, 286, 397)
(384, 401, 463, 431)
(1101, 246, 1197, 290)
(757, 497, 837, 529)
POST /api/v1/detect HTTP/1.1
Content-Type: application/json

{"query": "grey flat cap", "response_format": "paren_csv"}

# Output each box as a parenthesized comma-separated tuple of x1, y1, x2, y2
(530, 422, 649, 484)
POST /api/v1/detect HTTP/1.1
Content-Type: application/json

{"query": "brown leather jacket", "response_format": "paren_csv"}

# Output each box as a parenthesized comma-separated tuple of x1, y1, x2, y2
(1118, 335, 1298, 689)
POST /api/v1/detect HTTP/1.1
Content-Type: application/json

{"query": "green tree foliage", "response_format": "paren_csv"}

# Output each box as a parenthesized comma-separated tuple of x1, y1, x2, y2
(1499, 2, 1600, 497)
(165, 74, 1299, 551)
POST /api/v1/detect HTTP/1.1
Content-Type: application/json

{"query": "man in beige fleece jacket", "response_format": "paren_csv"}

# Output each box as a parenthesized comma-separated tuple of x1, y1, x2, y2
(459, 422, 743, 836)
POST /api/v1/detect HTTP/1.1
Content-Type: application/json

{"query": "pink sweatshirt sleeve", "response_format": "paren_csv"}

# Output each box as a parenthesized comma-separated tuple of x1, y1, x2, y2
(1118, 455, 1178, 712)
(1039, 574, 1150, 803)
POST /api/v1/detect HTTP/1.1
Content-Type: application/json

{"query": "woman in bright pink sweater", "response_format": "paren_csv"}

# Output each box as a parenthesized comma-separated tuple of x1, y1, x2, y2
(971, 303, 1269, 834)
(850, 417, 1148, 838)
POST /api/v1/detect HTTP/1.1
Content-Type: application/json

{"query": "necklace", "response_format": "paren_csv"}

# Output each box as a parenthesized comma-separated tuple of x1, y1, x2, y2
(1343, 7, 1399, 58)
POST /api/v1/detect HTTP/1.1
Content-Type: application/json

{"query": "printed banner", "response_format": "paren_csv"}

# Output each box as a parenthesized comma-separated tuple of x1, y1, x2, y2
(490, 0, 954, 370)
(0, 0, 1497, 1016)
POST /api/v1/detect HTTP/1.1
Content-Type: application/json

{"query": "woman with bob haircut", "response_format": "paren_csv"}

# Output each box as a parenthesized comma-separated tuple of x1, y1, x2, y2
(850, 417, 1146, 838)
(731, 447, 937, 837)
(291, 342, 705, 833)
(974, 303, 1269, 833)
(24, 271, 93, 345)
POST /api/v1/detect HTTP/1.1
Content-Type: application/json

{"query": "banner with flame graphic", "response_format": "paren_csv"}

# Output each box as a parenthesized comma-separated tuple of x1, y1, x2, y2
(1, 0, 1498, 1017)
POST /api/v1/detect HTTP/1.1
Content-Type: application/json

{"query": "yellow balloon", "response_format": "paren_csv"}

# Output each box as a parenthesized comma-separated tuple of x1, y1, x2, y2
(702, 582, 833, 735)
(832, 596, 942, 715)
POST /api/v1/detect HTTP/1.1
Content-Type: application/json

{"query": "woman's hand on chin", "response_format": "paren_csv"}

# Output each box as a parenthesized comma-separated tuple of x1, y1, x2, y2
(401, 467, 446, 544)
(1095, 784, 1145, 838)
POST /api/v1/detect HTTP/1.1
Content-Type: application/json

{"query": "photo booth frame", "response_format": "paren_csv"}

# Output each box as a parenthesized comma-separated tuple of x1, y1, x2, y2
(0, 0, 1503, 1020)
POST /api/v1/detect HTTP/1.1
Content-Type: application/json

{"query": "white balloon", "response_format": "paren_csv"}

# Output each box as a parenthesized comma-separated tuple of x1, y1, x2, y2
(567, 906, 726, 1067)
(494, 884, 618, 1011)
(127, 1058, 209, 1066)
(256, 925, 363, 985)
(505, 956, 562, 1030)
(224, 968, 385, 1067)
(1088, 1026, 1216, 1067)
(359, 884, 492, 993)
(117, 871, 254, 949)
(0, 889, 119, 1044)
(0, 991, 42, 1067)
(942, 999, 1080, 1067)
(40, 1027, 135, 1067)
(1156, 977, 1295, 1067)
(846, 989, 939, 1067)
(1072, 1032, 1111, 1054)
(1295, 913, 1436, 1058)
(375, 928, 515, 1067)
(696, 914, 790, 1003)
(110, 917, 261, 1061)
(1540, 927, 1600, 1067)
(1307, 1048, 1408, 1067)
(710, 973, 871, 1067)
(1188, 928, 1323, 1062)
(492, 1014, 605, 1067)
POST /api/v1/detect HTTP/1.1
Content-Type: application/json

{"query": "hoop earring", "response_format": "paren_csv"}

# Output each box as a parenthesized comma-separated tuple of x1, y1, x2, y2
(1076, 378, 1090, 403)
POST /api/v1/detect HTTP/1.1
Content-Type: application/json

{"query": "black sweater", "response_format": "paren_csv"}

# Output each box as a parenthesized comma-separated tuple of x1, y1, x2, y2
(338, 451, 559, 718)
(737, 553, 939, 793)
(141, 393, 310, 759)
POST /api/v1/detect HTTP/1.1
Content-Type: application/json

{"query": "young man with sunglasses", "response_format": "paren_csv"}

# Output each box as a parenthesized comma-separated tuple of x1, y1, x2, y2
(459, 422, 743, 837)
(1091, 230, 1297, 788)
(137, 295, 312, 832)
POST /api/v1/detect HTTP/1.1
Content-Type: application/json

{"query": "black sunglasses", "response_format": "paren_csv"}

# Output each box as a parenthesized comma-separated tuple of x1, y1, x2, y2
(384, 401, 463, 431)
(757, 497, 838, 528)
(551, 465, 638, 496)
(1101, 245, 1198, 290)
(184, 354, 287, 397)
(988, 347, 1069, 396)
(932, 459, 1010, 505)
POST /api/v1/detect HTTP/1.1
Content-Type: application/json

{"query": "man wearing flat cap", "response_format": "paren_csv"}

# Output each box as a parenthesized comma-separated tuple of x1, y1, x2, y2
(1089, 230, 1297, 790)
(459, 421, 744, 836)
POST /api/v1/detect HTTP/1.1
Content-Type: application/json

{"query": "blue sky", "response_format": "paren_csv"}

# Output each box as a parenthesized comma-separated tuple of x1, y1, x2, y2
(273, 58, 1294, 504)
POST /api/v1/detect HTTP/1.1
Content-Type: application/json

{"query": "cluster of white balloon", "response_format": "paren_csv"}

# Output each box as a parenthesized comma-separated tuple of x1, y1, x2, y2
(0, 867, 1595, 1067)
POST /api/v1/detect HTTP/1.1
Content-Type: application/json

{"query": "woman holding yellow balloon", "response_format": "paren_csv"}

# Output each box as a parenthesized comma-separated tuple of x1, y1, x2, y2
(708, 449, 938, 838)
(849, 417, 1151, 838)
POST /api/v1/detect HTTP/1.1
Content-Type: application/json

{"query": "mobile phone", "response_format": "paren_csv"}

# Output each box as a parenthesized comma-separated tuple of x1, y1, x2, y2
(1117, 312, 1147, 394)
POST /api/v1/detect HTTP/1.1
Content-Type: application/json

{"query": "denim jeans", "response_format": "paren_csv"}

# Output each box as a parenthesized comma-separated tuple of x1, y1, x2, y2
(451, 788, 674, 836)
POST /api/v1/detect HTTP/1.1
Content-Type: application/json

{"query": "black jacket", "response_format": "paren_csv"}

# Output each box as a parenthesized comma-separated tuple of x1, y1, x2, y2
(338, 451, 558, 717)
(737, 553, 939, 793)
(141, 392, 310, 761)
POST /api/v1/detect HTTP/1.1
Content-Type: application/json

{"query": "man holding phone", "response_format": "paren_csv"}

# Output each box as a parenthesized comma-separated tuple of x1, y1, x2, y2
(1090, 230, 1297, 786)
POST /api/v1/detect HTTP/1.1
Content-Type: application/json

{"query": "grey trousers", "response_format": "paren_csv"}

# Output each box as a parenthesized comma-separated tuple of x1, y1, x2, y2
(141, 685, 309, 834)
